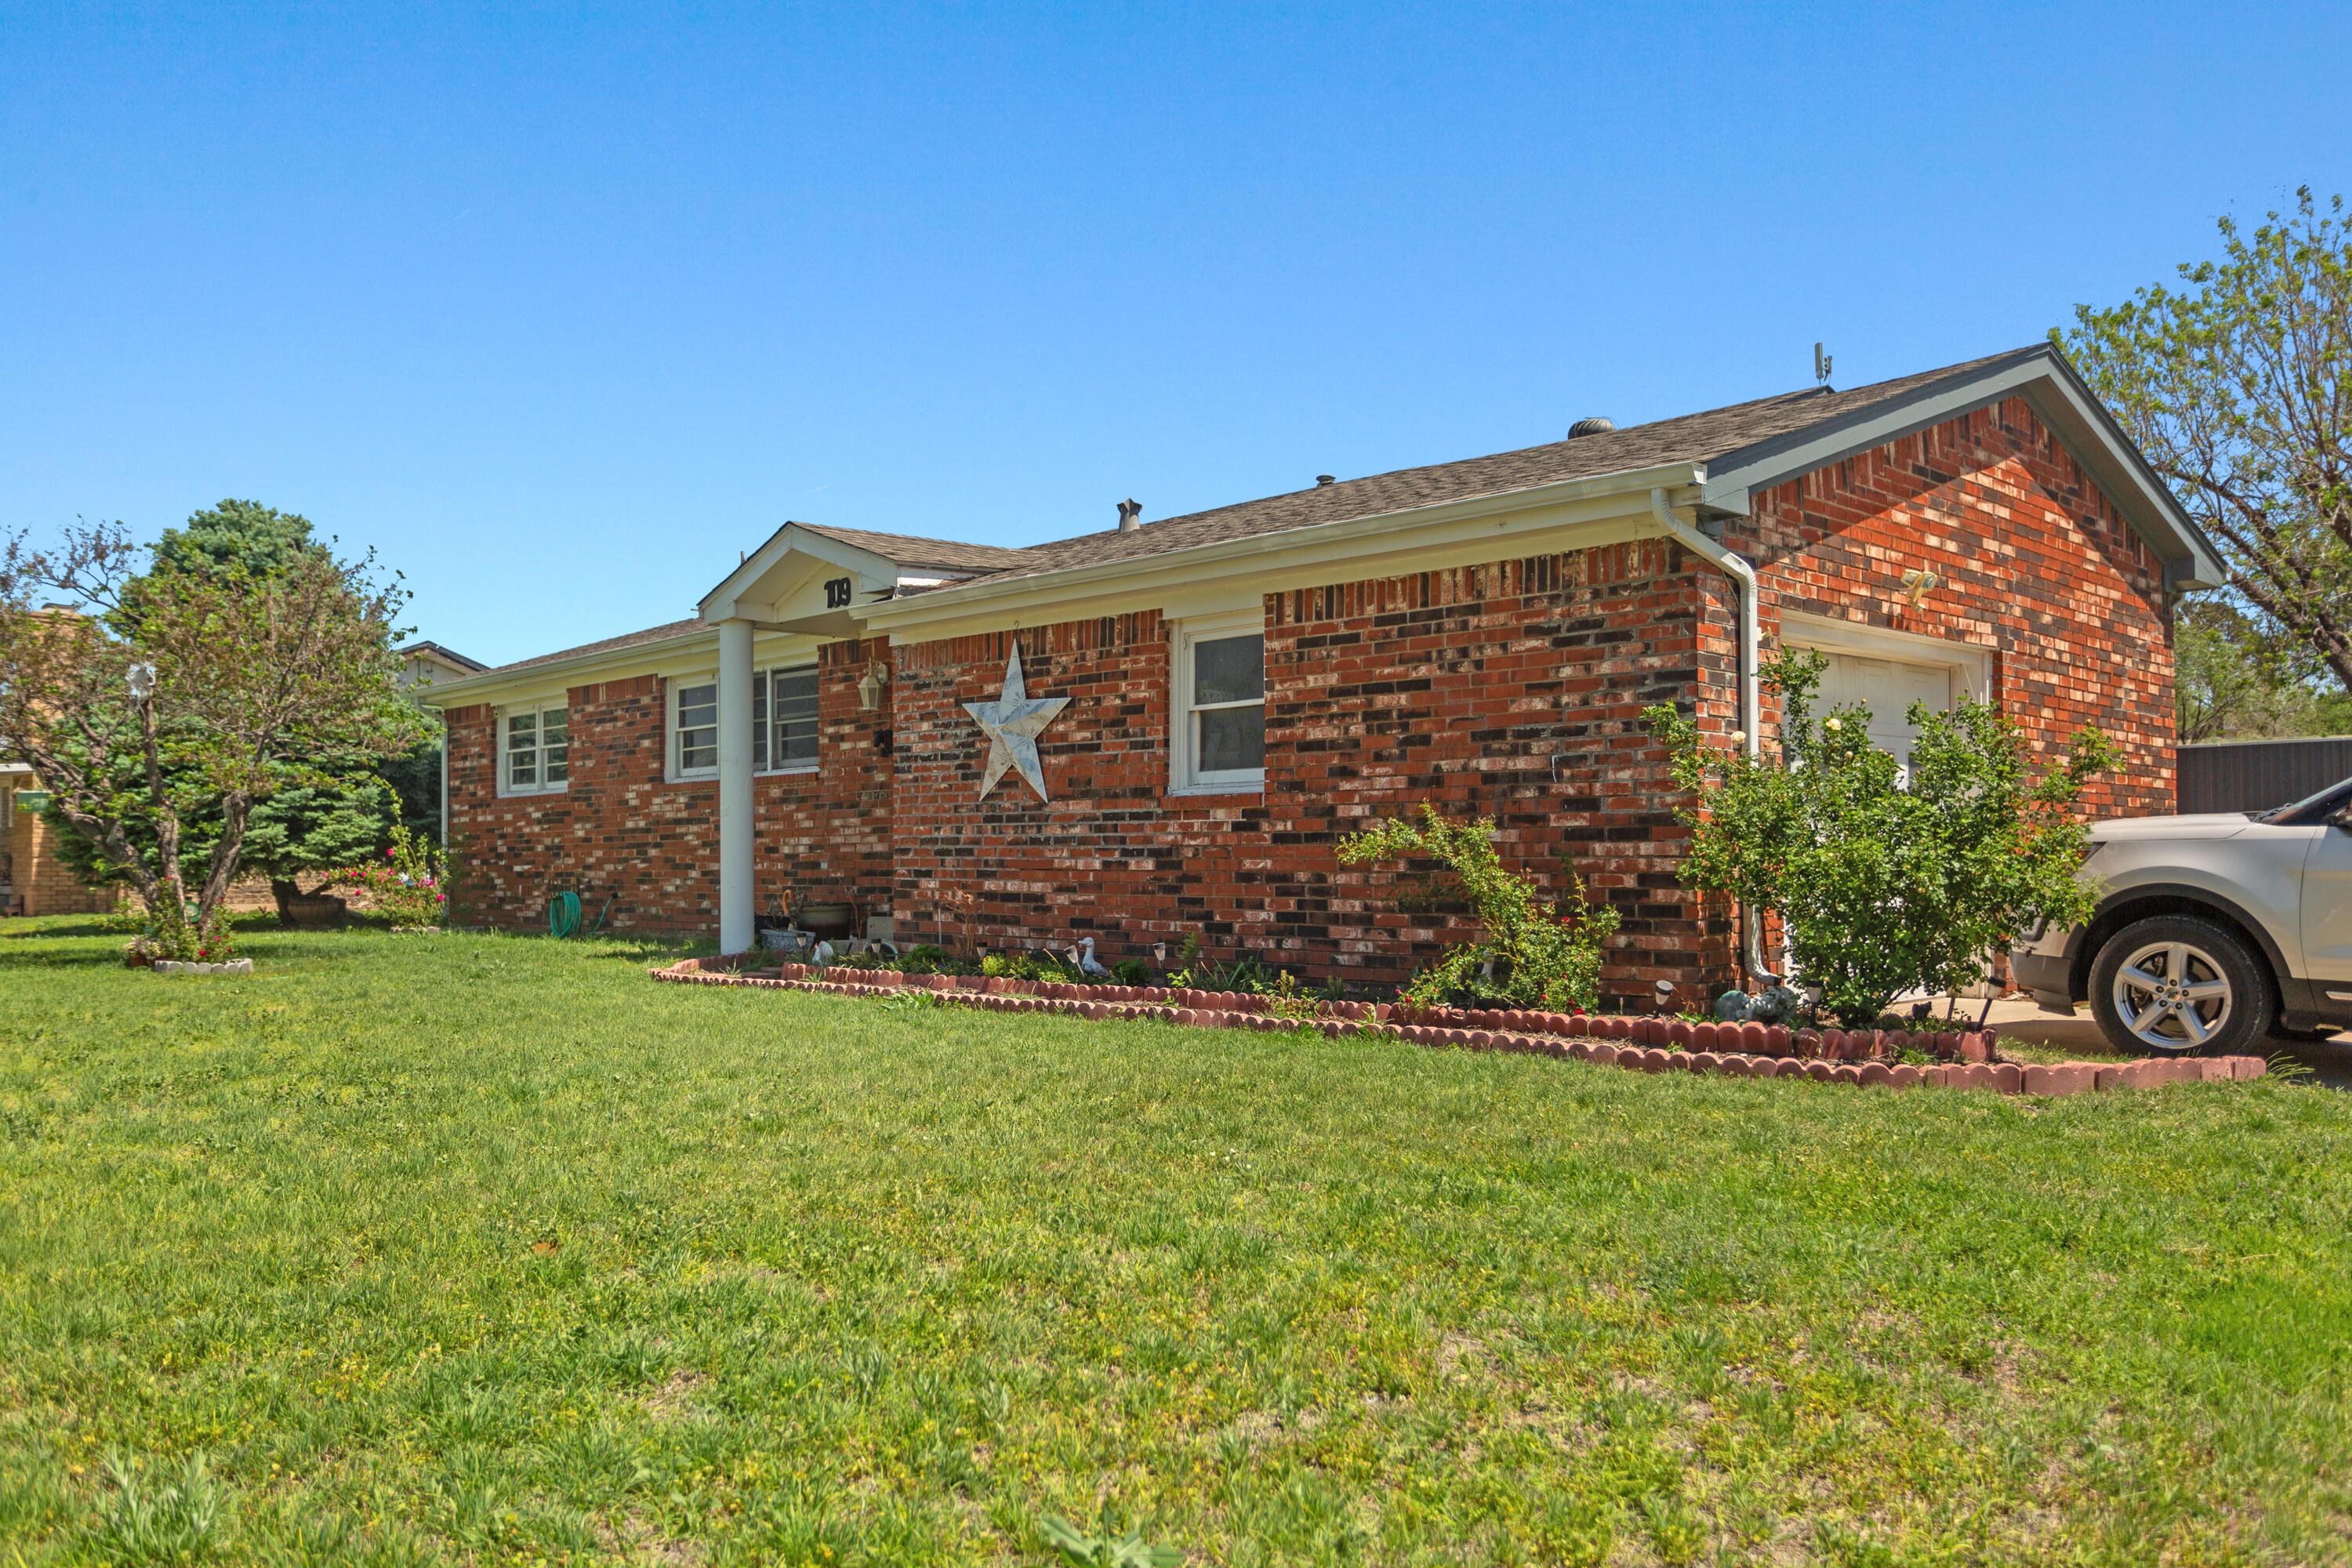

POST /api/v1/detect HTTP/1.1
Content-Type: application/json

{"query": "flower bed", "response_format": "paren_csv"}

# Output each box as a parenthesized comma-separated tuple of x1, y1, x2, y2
(649, 956, 2266, 1095)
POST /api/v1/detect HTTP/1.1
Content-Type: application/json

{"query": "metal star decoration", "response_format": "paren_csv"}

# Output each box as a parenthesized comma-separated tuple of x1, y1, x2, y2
(961, 641, 1070, 801)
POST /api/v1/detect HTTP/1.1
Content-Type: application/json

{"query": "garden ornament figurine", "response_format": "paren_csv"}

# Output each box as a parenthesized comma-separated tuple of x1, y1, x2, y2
(1076, 937, 1111, 978)
(1715, 982, 1806, 1025)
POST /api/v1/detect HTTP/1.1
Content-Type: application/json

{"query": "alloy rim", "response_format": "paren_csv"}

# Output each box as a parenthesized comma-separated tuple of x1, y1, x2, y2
(2111, 939, 2233, 1051)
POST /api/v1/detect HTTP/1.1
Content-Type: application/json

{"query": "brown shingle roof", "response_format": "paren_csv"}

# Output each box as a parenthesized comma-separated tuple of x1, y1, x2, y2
(474, 346, 2103, 678)
(789, 522, 1029, 574)
(485, 617, 706, 675)
(946, 347, 2038, 589)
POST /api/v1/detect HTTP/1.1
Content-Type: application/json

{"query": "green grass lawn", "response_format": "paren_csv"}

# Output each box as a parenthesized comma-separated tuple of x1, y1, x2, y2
(2, 918, 2350, 1566)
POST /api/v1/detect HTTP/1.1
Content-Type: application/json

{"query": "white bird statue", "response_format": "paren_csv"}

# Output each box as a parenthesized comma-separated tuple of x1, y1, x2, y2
(1075, 937, 1112, 979)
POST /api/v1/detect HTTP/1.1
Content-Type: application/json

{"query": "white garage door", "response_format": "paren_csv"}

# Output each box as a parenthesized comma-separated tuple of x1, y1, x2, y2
(1805, 651, 1960, 767)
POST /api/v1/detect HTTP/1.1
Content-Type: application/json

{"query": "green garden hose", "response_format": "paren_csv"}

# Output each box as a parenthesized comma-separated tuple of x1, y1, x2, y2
(546, 889, 614, 939)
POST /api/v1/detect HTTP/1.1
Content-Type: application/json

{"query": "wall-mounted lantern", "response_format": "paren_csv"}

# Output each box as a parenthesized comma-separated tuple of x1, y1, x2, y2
(858, 659, 891, 711)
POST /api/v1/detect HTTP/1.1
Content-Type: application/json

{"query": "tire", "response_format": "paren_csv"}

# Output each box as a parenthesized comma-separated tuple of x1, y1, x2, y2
(2089, 915, 2274, 1057)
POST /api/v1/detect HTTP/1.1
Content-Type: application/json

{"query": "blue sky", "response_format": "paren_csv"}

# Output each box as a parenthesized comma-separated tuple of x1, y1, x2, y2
(5, 3, 2347, 666)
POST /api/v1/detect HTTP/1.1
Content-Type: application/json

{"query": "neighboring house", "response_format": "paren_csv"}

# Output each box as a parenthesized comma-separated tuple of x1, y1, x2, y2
(1, 764, 115, 918)
(397, 641, 487, 690)
(418, 344, 2223, 1006)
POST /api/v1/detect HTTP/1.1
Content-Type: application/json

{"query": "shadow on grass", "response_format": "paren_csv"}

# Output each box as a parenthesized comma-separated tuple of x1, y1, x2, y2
(0, 917, 132, 941)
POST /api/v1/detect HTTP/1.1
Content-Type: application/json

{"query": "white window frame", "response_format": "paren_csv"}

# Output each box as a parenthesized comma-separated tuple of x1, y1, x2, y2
(1170, 610, 1266, 795)
(497, 701, 570, 797)
(668, 675, 721, 782)
(668, 666, 822, 783)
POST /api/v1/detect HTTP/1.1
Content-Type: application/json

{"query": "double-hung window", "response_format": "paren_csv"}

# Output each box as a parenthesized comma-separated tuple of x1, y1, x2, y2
(673, 681, 719, 776)
(501, 702, 569, 796)
(754, 666, 819, 772)
(672, 666, 820, 781)
(1172, 613, 1265, 793)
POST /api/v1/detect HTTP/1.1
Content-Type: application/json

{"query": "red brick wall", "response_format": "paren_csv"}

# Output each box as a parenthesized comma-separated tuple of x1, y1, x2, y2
(1730, 396, 2176, 817)
(887, 540, 1736, 1007)
(445, 638, 894, 933)
(889, 612, 1272, 964)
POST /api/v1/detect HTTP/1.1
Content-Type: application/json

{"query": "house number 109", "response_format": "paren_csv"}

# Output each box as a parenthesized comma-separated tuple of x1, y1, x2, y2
(825, 577, 853, 608)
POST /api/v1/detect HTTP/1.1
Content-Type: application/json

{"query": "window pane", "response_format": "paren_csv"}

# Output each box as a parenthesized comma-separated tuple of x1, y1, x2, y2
(677, 681, 717, 773)
(545, 742, 568, 783)
(1192, 634, 1263, 706)
(542, 708, 568, 746)
(506, 711, 539, 789)
(752, 671, 768, 771)
(775, 668, 818, 765)
(1197, 705, 1264, 773)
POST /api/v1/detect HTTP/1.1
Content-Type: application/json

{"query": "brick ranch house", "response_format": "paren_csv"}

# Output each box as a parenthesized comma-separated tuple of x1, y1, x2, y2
(421, 344, 2223, 1007)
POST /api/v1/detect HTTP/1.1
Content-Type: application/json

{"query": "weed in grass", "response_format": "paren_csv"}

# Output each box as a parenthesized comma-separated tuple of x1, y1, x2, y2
(85, 1454, 225, 1566)
(1038, 1513, 1183, 1566)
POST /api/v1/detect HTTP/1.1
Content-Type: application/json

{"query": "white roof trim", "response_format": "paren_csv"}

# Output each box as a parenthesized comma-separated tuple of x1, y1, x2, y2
(699, 524, 900, 622)
(1699, 343, 2227, 589)
(856, 460, 1706, 637)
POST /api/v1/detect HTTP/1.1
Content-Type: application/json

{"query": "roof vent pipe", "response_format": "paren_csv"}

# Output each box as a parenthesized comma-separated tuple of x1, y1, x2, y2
(1316, 474, 1336, 486)
(1116, 498, 1142, 532)
(1568, 416, 1615, 437)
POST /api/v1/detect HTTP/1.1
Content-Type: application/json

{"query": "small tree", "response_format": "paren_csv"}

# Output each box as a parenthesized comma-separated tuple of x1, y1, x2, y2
(1643, 652, 2111, 1025)
(45, 760, 400, 920)
(2063, 188, 2352, 702)
(0, 518, 430, 930)
(1337, 805, 1621, 1011)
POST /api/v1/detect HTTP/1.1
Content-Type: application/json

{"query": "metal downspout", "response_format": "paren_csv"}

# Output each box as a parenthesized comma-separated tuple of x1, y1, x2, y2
(1648, 487, 1773, 984)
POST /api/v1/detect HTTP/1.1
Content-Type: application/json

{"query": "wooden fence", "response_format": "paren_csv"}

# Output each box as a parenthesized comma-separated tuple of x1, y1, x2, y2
(2177, 737, 2352, 815)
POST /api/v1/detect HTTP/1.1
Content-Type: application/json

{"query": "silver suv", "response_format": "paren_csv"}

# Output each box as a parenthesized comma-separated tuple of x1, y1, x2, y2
(2011, 776, 2352, 1055)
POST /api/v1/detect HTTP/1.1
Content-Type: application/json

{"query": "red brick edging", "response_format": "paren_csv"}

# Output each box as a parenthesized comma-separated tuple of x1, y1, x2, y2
(648, 956, 2267, 1095)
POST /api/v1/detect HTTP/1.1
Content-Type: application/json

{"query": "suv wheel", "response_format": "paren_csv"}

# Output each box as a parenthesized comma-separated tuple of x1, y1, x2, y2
(2089, 915, 2273, 1057)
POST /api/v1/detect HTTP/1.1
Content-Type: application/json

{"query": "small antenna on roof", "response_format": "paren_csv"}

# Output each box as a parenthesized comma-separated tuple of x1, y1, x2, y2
(1813, 342, 1834, 386)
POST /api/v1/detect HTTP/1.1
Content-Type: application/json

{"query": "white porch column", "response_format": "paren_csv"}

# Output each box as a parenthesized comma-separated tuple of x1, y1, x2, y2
(717, 617, 756, 954)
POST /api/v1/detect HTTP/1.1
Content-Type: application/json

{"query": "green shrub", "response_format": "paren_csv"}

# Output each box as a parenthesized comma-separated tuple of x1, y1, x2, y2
(1643, 649, 2111, 1025)
(131, 902, 237, 966)
(981, 950, 1083, 983)
(1337, 804, 1620, 1012)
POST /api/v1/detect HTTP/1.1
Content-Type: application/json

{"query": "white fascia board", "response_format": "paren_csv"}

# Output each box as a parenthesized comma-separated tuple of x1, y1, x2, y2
(855, 462, 1707, 642)
(699, 524, 899, 622)
(1699, 346, 2228, 589)
(411, 626, 832, 711)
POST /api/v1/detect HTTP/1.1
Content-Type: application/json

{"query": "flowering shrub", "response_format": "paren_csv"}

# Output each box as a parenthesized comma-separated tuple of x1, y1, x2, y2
(333, 825, 448, 928)
(1643, 649, 2111, 1024)
(1337, 805, 1621, 1012)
